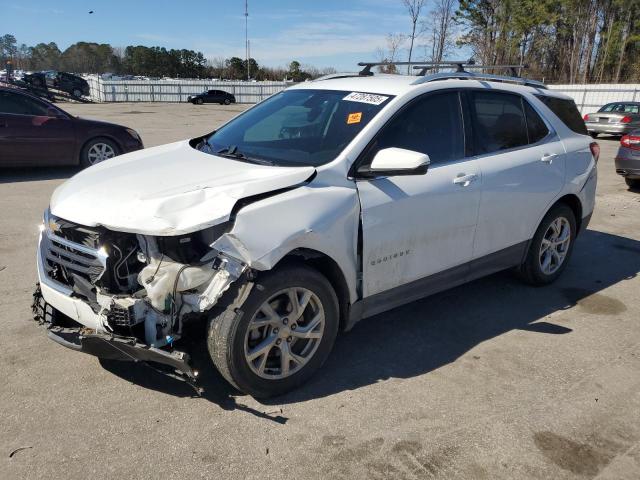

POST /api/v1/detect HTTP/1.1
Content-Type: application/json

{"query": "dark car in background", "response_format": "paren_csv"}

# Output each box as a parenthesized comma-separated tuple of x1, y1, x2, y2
(188, 89, 236, 105)
(615, 129, 640, 189)
(0, 87, 142, 168)
(584, 102, 640, 138)
(24, 71, 90, 98)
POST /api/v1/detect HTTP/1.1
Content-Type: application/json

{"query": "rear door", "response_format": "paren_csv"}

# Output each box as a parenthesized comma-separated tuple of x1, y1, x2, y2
(0, 90, 76, 167)
(357, 91, 482, 299)
(469, 90, 566, 260)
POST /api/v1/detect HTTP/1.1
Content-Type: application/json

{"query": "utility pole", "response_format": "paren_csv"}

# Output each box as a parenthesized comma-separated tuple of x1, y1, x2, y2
(245, 0, 250, 80)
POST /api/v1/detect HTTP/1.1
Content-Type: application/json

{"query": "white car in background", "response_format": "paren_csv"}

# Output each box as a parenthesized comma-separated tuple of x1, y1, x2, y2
(34, 65, 598, 397)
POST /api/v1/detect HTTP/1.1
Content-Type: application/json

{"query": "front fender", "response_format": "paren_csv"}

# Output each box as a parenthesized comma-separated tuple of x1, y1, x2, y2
(212, 183, 360, 302)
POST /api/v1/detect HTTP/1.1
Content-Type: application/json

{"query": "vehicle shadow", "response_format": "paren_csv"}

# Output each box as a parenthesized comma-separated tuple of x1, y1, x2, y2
(100, 229, 640, 414)
(0, 166, 79, 184)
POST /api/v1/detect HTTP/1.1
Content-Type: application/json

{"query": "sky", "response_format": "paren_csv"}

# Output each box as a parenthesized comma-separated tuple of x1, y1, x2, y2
(1, 0, 464, 71)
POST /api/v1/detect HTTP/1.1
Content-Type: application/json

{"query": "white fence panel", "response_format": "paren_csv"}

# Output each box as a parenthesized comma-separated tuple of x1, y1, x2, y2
(84, 76, 290, 104)
(548, 83, 640, 114)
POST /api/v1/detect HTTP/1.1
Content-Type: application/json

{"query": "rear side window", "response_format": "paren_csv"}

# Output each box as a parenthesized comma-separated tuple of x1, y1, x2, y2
(524, 101, 550, 144)
(371, 91, 465, 164)
(0, 91, 49, 116)
(470, 91, 528, 153)
(535, 95, 588, 135)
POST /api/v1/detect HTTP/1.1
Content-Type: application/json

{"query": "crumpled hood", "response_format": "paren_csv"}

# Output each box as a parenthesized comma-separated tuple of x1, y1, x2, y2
(50, 140, 315, 235)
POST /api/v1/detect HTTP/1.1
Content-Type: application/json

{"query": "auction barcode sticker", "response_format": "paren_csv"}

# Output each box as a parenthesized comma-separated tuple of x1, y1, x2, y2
(343, 92, 389, 105)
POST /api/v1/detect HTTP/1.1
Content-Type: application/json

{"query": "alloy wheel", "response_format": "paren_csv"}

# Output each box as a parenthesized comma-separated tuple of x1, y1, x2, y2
(244, 287, 325, 379)
(539, 217, 571, 275)
(87, 143, 116, 165)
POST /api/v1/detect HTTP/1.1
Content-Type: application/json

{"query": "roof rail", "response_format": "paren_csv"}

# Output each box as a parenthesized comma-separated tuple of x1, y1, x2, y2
(412, 64, 527, 77)
(313, 72, 363, 82)
(412, 71, 547, 89)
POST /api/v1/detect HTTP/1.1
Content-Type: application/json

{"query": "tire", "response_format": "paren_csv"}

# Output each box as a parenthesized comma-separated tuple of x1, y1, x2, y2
(519, 203, 576, 286)
(224, 98, 231, 105)
(80, 137, 120, 168)
(589, 132, 598, 138)
(195, 98, 204, 105)
(72, 88, 82, 98)
(207, 264, 339, 398)
(625, 177, 640, 189)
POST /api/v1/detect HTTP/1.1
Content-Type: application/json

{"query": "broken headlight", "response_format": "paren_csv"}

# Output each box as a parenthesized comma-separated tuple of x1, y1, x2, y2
(155, 221, 232, 264)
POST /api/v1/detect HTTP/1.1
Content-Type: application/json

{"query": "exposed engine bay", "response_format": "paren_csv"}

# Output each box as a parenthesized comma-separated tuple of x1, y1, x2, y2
(39, 209, 247, 354)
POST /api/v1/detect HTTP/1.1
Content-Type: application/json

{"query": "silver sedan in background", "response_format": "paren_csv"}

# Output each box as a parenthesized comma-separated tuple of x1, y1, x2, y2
(584, 102, 640, 138)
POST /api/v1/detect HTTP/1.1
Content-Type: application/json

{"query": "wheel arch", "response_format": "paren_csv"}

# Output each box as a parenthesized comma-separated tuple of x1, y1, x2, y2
(554, 193, 584, 234)
(275, 248, 351, 331)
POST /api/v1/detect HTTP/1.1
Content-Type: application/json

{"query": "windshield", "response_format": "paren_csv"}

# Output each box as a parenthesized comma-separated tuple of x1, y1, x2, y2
(200, 89, 393, 167)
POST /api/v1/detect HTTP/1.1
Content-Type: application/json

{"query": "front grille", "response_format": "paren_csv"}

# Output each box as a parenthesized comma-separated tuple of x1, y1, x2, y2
(42, 231, 107, 287)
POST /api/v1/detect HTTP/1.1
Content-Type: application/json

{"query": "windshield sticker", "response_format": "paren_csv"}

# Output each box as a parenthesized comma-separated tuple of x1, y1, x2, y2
(347, 112, 363, 124)
(343, 92, 389, 105)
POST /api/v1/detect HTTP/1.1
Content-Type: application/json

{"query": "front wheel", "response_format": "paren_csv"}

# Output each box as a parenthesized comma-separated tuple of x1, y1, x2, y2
(518, 204, 576, 285)
(207, 264, 339, 398)
(80, 137, 119, 168)
(195, 98, 204, 105)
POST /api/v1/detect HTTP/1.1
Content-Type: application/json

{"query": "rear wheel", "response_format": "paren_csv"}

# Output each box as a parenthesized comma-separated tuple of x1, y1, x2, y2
(195, 98, 204, 105)
(625, 177, 640, 189)
(72, 88, 83, 98)
(519, 204, 576, 285)
(224, 98, 231, 105)
(207, 264, 339, 398)
(80, 137, 119, 168)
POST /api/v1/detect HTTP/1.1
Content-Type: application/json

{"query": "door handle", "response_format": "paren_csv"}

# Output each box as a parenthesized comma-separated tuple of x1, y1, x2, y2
(541, 153, 558, 164)
(453, 173, 478, 187)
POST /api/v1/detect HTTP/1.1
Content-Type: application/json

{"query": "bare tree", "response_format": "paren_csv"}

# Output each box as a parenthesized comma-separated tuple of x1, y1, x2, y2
(376, 33, 406, 73)
(402, 0, 427, 73)
(424, 0, 456, 65)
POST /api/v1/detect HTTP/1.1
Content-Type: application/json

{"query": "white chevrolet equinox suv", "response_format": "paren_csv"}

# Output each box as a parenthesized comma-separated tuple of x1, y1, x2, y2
(34, 67, 598, 397)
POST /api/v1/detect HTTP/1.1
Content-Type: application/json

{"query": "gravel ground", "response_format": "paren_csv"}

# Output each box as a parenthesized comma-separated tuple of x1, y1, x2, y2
(1, 102, 639, 480)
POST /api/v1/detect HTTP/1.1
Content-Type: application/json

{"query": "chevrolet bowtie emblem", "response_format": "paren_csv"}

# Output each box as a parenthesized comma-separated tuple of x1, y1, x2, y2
(48, 219, 61, 233)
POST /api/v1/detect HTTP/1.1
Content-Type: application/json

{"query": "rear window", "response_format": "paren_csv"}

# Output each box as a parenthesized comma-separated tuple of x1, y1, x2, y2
(535, 95, 588, 135)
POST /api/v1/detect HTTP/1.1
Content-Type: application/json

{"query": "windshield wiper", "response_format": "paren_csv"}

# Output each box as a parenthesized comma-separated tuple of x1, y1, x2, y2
(215, 145, 275, 166)
(198, 137, 214, 153)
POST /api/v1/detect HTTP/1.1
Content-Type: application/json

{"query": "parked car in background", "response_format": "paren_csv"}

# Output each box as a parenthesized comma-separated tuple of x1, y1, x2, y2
(188, 89, 236, 105)
(615, 129, 640, 189)
(0, 87, 142, 167)
(23, 71, 90, 98)
(584, 102, 640, 137)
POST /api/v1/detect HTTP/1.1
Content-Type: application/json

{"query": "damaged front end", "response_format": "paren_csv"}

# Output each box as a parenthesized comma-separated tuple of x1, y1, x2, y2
(35, 209, 248, 384)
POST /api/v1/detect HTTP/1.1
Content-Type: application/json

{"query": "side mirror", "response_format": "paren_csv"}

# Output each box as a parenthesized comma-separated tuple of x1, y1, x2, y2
(358, 147, 430, 178)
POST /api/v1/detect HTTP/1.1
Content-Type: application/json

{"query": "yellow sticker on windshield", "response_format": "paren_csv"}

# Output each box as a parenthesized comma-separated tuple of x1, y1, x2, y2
(347, 112, 362, 124)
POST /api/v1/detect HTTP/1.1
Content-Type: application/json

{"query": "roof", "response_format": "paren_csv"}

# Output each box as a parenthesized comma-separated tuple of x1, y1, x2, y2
(291, 74, 420, 96)
(289, 73, 568, 100)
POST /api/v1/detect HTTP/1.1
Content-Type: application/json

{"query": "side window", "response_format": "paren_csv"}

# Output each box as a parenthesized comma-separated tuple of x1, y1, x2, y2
(524, 101, 550, 143)
(0, 92, 49, 116)
(371, 92, 464, 164)
(471, 91, 528, 154)
(534, 95, 588, 135)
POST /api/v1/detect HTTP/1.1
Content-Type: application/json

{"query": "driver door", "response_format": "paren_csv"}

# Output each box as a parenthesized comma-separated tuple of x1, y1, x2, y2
(355, 91, 481, 305)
